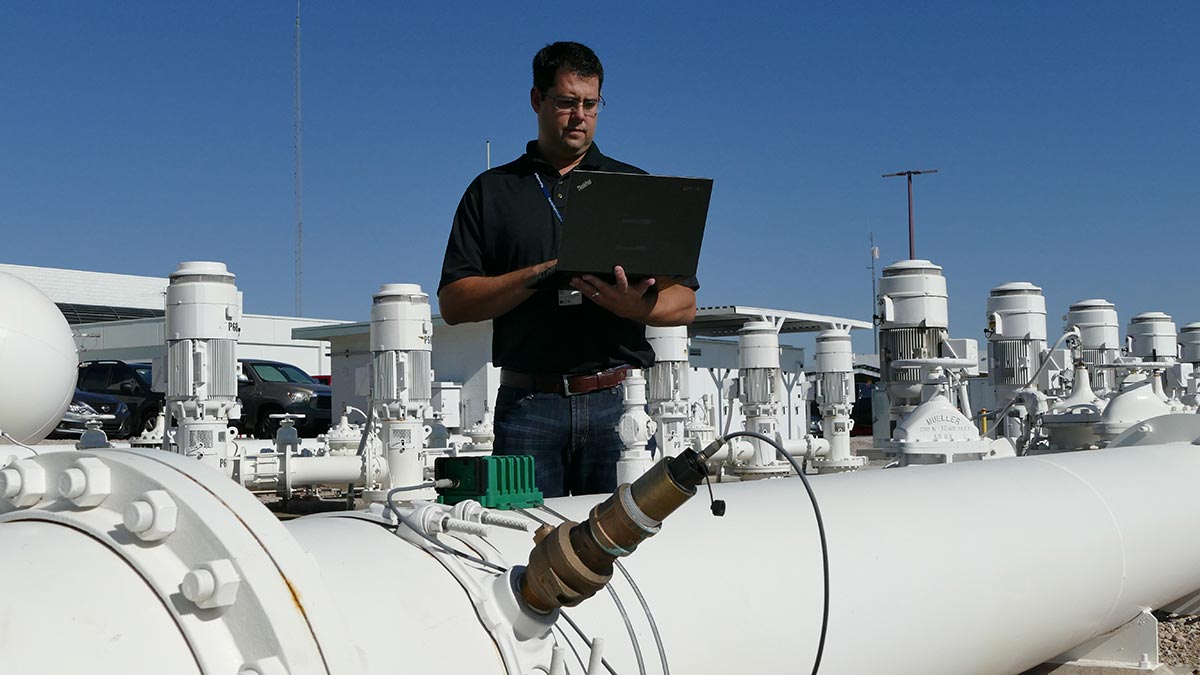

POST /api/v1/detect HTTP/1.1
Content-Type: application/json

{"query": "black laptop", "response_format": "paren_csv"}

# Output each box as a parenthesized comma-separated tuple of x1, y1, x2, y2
(556, 170, 713, 281)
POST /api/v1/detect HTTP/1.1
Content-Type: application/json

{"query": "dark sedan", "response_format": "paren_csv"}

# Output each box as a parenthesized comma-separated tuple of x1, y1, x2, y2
(52, 390, 132, 439)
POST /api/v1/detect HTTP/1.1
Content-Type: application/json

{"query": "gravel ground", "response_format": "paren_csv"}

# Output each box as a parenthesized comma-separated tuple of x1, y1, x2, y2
(1158, 612, 1200, 671)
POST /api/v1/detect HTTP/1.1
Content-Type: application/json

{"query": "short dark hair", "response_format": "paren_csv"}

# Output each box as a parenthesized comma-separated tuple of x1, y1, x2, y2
(532, 41, 604, 94)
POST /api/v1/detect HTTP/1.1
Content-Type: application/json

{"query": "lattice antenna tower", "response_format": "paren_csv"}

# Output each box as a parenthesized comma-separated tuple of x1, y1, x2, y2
(293, 0, 304, 316)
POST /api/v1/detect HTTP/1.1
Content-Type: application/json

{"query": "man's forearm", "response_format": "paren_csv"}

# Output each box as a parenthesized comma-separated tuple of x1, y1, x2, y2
(438, 262, 553, 325)
(642, 285, 697, 327)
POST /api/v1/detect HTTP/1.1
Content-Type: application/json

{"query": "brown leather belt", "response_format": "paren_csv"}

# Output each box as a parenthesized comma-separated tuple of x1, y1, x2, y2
(500, 366, 629, 396)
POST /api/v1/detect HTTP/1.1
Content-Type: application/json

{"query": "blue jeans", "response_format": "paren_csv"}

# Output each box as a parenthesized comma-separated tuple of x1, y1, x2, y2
(492, 384, 624, 498)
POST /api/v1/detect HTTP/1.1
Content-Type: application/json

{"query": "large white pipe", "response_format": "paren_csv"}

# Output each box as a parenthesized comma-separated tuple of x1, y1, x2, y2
(3, 441, 1200, 674)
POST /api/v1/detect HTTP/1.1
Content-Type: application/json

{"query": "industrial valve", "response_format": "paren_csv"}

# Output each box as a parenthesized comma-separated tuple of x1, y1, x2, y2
(518, 449, 710, 614)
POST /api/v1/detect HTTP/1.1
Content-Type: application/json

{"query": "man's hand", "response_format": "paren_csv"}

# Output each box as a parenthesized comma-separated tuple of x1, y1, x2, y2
(439, 259, 557, 325)
(571, 266, 656, 321)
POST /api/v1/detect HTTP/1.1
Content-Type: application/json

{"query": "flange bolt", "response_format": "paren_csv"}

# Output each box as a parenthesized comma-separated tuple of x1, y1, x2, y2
(123, 490, 177, 541)
(181, 559, 240, 609)
(57, 458, 111, 508)
(0, 460, 46, 508)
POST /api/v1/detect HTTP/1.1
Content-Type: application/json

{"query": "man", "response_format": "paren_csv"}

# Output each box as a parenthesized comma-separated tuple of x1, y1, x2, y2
(438, 41, 698, 497)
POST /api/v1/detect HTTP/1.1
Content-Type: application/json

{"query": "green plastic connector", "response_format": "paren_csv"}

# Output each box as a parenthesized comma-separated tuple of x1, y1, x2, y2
(434, 455, 544, 510)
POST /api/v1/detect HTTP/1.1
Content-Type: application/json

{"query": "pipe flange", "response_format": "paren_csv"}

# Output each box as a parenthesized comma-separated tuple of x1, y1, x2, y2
(0, 448, 362, 674)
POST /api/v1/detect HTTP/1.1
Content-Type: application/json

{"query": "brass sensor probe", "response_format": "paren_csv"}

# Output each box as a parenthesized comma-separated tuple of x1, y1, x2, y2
(518, 447, 717, 614)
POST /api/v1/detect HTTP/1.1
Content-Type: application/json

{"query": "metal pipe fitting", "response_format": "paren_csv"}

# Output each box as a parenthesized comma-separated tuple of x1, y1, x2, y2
(518, 450, 708, 614)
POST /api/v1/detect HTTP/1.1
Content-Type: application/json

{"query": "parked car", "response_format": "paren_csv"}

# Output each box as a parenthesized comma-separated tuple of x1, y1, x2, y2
(51, 389, 132, 439)
(237, 359, 332, 439)
(76, 360, 165, 435)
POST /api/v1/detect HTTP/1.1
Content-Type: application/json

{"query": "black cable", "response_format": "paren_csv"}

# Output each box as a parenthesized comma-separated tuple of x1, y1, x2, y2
(538, 504, 671, 675)
(710, 430, 829, 675)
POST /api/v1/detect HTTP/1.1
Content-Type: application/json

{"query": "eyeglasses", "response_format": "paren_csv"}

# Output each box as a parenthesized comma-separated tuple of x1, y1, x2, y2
(547, 95, 605, 116)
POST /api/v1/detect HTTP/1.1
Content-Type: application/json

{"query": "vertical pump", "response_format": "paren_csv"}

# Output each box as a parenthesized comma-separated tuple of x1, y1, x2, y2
(645, 325, 691, 459)
(1063, 299, 1121, 393)
(370, 284, 433, 498)
(733, 321, 791, 476)
(810, 328, 865, 473)
(164, 261, 242, 472)
(874, 260, 949, 444)
(985, 282, 1047, 439)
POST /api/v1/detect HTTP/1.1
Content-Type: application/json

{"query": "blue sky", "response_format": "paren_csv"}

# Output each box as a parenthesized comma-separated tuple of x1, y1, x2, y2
(2, 2, 1197, 355)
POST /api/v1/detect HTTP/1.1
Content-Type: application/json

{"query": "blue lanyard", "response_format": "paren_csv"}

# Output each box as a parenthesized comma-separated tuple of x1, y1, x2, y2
(533, 173, 564, 224)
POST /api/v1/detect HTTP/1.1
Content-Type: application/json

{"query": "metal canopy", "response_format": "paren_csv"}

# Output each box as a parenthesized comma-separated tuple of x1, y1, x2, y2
(57, 303, 165, 326)
(689, 305, 870, 337)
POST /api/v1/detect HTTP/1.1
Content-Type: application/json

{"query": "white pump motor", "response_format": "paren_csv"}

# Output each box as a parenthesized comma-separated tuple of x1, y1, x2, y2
(810, 329, 866, 473)
(370, 284, 433, 498)
(164, 262, 242, 472)
(1064, 299, 1121, 393)
(644, 325, 690, 458)
(1128, 312, 1177, 362)
(731, 320, 791, 476)
(874, 259, 950, 444)
(985, 282, 1047, 440)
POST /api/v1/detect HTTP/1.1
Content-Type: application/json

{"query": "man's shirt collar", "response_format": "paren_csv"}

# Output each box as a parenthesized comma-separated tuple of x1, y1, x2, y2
(523, 140, 608, 176)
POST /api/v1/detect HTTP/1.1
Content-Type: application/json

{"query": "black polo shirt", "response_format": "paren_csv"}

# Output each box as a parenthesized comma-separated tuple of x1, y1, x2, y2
(439, 141, 698, 376)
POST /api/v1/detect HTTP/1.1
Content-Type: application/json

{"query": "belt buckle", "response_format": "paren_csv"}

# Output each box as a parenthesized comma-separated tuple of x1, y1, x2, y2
(562, 374, 582, 396)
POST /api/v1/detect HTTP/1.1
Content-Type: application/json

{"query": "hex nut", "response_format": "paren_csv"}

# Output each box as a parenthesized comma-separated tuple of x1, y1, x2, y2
(0, 460, 47, 508)
(57, 457, 111, 508)
(0, 468, 20, 500)
(237, 657, 288, 675)
(122, 490, 177, 541)
(181, 559, 240, 609)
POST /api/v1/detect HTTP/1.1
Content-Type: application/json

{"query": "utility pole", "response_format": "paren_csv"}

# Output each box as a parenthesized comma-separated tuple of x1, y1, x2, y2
(869, 232, 879, 349)
(293, 0, 304, 316)
(881, 169, 938, 259)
